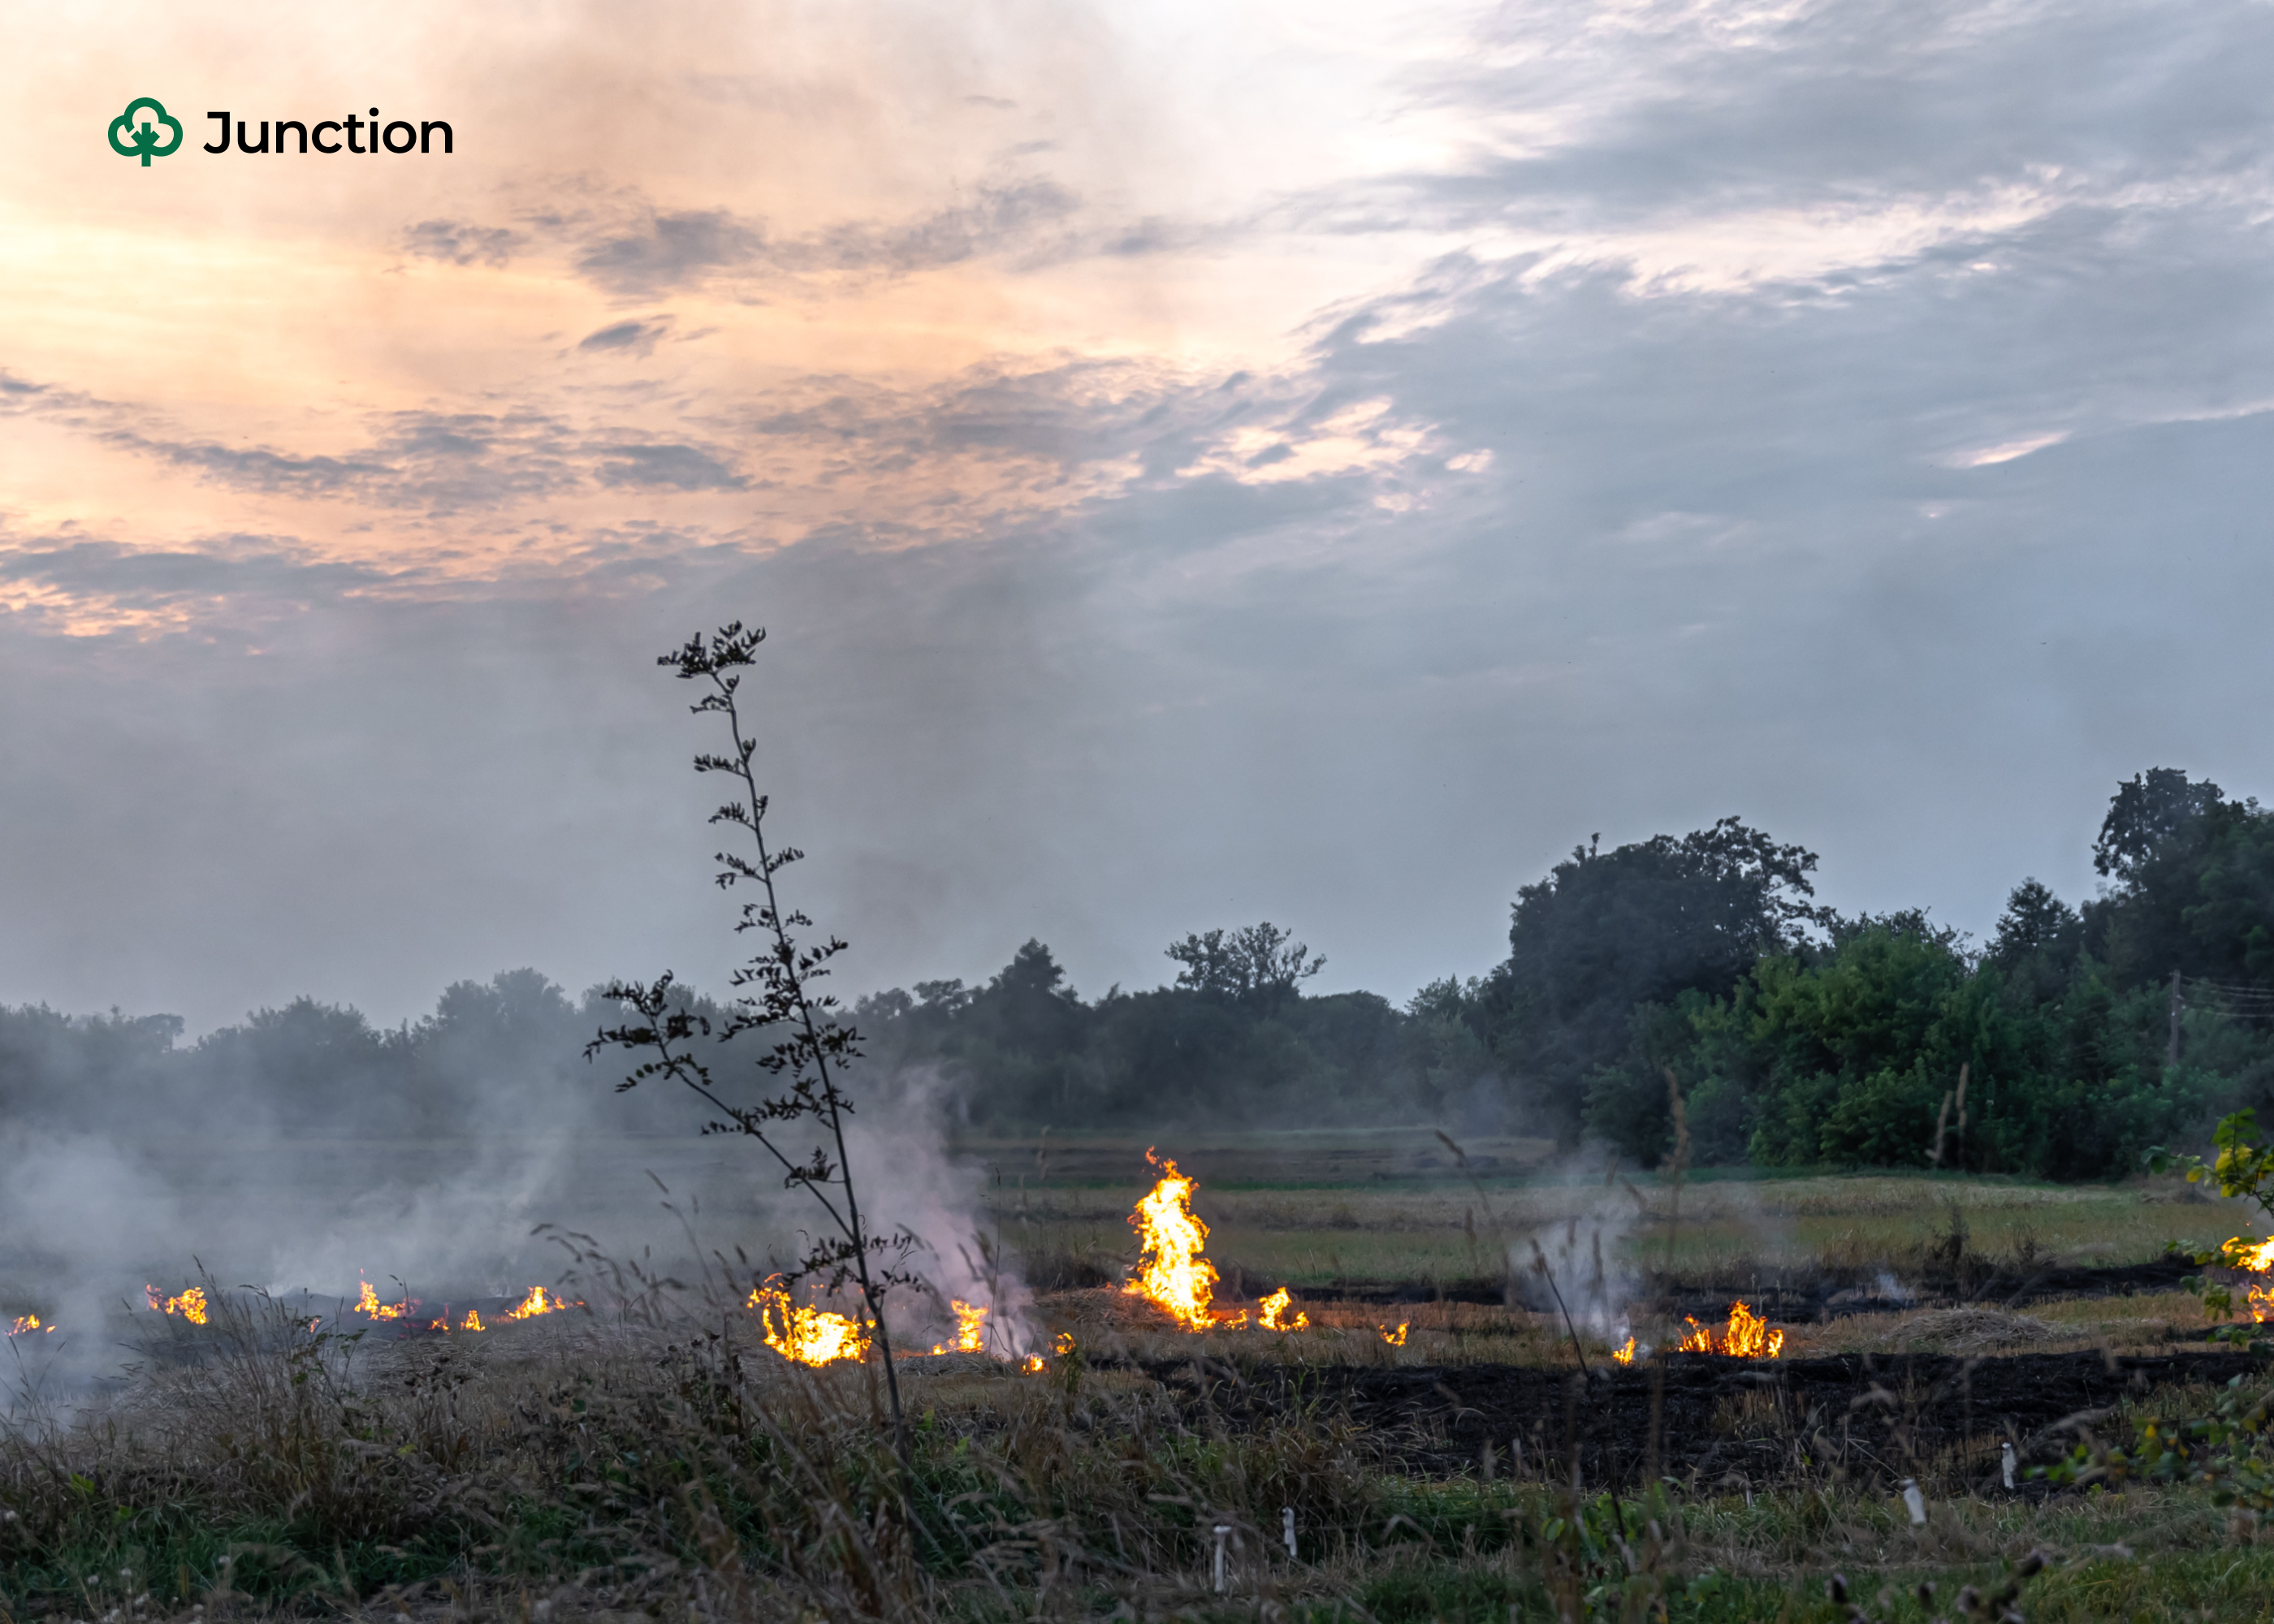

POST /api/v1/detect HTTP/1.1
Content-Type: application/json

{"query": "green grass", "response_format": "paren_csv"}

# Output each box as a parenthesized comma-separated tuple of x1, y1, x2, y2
(977, 1131, 2250, 1289)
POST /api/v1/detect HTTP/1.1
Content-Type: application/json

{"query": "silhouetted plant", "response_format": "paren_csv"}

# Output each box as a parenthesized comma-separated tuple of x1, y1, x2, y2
(586, 622, 916, 1433)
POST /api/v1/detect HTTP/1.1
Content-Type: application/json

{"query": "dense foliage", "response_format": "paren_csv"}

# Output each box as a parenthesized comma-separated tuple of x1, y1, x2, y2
(1555, 771, 2274, 1176)
(6, 767, 2272, 1177)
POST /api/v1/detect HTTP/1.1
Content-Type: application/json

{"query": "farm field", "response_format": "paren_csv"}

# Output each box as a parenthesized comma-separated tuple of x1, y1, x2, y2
(6, 1128, 2274, 1622)
(964, 1129, 2247, 1297)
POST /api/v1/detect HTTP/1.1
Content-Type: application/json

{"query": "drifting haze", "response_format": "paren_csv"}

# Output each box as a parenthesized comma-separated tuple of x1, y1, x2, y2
(4, 0, 2274, 1035)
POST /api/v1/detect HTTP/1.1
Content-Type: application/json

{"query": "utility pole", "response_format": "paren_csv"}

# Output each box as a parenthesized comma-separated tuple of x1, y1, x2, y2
(2169, 968, 2184, 1071)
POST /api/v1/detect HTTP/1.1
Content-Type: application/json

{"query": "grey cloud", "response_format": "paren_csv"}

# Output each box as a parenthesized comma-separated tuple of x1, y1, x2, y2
(0, 535, 406, 628)
(67, 397, 758, 512)
(102, 434, 391, 498)
(556, 175, 1081, 296)
(402, 219, 525, 267)
(93, 410, 585, 512)
(741, 356, 1270, 482)
(1329, 0, 2274, 238)
(573, 208, 767, 297)
(592, 443, 747, 490)
(577, 317, 672, 356)
(802, 178, 1079, 274)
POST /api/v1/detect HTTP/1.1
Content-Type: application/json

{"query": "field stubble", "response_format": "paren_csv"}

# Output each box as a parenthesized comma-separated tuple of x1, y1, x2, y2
(5, 1135, 2272, 1620)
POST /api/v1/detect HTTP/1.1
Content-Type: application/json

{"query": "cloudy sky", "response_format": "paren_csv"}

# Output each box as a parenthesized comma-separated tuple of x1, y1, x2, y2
(4, 0, 2272, 1034)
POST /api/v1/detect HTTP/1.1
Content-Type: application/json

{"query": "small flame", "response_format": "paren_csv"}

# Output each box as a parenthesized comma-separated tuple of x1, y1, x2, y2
(2223, 1237, 2274, 1321)
(749, 1280, 872, 1366)
(1380, 1320, 1410, 1346)
(145, 1285, 208, 1325)
(356, 1279, 416, 1321)
(6, 1314, 49, 1337)
(931, 1298, 989, 1355)
(503, 1285, 579, 1321)
(1124, 1151, 1220, 1330)
(1676, 1301, 1783, 1358)
(1258, 1286, 1308, 1332)
(1054, 1331, 1075, 1356)
(462, 1309, 485, 1332)
(1021, 1354, 1045, 1372)
(1611, 1336, 1637, 1366)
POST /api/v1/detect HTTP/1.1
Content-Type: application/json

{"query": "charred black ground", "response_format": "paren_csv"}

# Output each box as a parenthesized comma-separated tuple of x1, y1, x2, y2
(1133, 1346, 2270, 1492)
(1295, 1253, 2200, 1317)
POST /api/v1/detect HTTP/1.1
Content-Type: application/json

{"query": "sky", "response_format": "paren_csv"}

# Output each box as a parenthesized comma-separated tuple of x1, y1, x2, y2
(5, 0, 2274, 1035)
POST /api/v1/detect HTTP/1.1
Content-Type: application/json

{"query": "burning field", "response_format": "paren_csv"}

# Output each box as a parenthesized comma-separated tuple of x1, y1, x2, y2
(4, 1138, 2273, 1621)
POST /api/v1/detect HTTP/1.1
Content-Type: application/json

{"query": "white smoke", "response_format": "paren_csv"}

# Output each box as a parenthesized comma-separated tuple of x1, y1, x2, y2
(1509, 1159, 1647, 1349)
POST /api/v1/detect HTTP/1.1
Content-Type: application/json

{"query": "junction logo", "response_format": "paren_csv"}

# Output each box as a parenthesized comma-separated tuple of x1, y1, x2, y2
(107, 97, 184, 166)
(105, 97, 455, 162)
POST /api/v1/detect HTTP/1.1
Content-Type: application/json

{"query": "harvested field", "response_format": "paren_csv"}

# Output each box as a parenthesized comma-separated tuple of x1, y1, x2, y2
(1131, 1347, 2272, 1491)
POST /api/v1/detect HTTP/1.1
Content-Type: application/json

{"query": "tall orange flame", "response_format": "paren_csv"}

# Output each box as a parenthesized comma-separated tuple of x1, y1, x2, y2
(145, 1285, 208, 1325)
(931, 1298, 989, 1355)
(1125, 1151, 1219, 1329)
(749, 1280, 872, 1366)
(355, 1279, 415, 1321)
(1611, 1336, 1637, 1366)
(1676, 1301, 1783, 1358)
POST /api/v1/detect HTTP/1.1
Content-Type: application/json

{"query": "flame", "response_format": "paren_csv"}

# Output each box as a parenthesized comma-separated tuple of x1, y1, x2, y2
(462, 1309, 485, 1332)
(356, 1279, 416, 1321)
(6, 1314, 50, 1337)
(1055, 1331, 1075, 1355)
(1380, 1320, 1410, 1346)
(931, 1298, 989, 1355)
(145, 1285, 209, 1325)
(1611, 1336, 1637, 1366)
(749, 1280, 872, 1366)
(503, 1285, 579, 1321)
(1124, 1151, 1221, 1330)
(1258, 1286, 1309, 1332)
(1676, 1301, 1784, 1358)
(1021, 1354, 1045, 1372)
(2223, 1237, 2274, 1321)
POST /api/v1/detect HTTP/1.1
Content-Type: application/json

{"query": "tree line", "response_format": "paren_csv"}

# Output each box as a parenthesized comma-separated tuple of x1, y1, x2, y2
(4, 767, 2269, 1177)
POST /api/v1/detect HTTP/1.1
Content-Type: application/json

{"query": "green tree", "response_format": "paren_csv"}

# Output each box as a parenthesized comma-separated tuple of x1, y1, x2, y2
(1164, 922, 1325, 1010)
(1479, 817, 1826, 1143)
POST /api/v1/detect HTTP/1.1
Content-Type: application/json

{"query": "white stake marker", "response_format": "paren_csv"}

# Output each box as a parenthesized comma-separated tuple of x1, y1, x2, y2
(2002, 1442, 2017, 1490)
(1282, 1506, 1297, 1559)
(1213, 1524, 1231, 1593)
(1901, 1479, 1926, 1526)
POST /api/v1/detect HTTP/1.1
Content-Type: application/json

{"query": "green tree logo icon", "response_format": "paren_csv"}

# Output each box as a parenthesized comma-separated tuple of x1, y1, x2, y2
(107, 97, 184, 166)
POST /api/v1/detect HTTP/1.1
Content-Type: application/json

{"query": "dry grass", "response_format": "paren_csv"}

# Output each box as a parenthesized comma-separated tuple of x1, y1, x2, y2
(10, 1137, 2273, 1618)
(983, 1139, 2254, 1298)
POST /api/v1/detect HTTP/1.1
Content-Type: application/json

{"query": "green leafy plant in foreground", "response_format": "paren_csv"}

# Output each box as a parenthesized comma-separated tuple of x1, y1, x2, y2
(2021, 1110, 2274, 1513)
(2149, 1108, 2274, 1344)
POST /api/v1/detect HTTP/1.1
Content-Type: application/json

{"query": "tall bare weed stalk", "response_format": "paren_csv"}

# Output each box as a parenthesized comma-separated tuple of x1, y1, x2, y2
(586, 623, 918, 1438)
